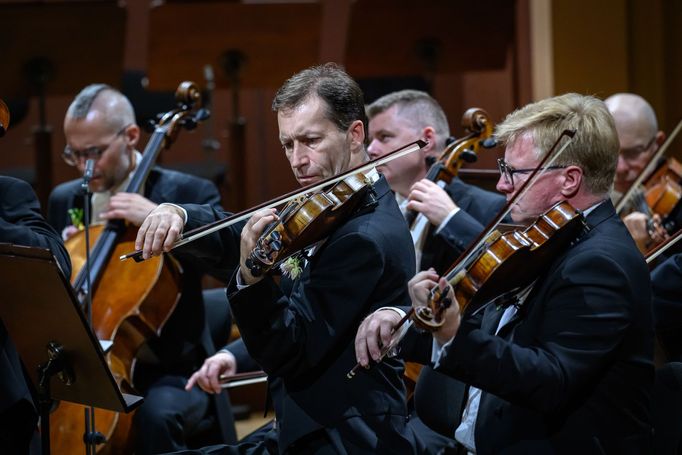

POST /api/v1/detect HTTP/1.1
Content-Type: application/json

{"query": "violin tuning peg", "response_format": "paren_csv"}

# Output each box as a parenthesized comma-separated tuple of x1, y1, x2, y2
(182, 117, 198, 131)
(142, 119, 157, 133)
(195, 108, 210, 122)
(269, 240, 282, 252)
(461, 149, 478, 163)
(482, 138, 498, 148)
(271, 231, 282, 241)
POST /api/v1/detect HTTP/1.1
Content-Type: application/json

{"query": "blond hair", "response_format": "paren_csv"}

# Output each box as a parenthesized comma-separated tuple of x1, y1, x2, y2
(495, 93, 618, 195)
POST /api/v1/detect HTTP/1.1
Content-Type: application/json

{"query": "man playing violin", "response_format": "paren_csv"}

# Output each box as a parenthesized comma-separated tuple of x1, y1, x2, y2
(366, 90, 505, 452)
(367, 90, 505, 274)
(136, 63, 423, 453)
(46, 84, 233, 454)
(356, 93, 654, 454)
(605, 93, 667, 251)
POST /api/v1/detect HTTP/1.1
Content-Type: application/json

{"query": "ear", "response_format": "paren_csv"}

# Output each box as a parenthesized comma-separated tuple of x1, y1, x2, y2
(560, 165, 583, 198)
(125, 123, 141, 149)
(654, 130, 666, 149)
(347, 119, 365, 156)
(421, 126, 438, 157)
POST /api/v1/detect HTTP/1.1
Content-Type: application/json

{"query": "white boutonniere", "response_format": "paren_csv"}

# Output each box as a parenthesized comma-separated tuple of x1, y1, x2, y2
(280, 254, 305, 280)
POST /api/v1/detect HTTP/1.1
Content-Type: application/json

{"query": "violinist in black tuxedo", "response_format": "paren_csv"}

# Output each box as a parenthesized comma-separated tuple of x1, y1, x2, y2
(357, 93, 654, 454)
(365, 90, 505, 452)
(136, 64, 424, 454)
(0, 176, 72, 454)
(366, 90, 505, 275)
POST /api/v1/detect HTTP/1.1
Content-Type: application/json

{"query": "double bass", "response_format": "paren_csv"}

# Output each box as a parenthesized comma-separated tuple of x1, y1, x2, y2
(50, 82, 208, 453)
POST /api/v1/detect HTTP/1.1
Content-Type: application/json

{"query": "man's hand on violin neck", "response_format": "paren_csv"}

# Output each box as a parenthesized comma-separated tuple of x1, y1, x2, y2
(135, 204, 186, 259)
(407, 179, 457, 226)
(239, 208, 279, 286)
(354, 309, 402, 367)
(408, 271, 461, 346)
(100, 192, 157, 226)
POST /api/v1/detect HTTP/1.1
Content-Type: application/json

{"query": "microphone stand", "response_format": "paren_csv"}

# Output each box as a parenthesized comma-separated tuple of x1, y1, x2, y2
(80, 159, 104, 455)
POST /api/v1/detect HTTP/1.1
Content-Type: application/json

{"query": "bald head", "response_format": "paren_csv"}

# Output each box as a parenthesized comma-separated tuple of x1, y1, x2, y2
(605, 93, 658, 146)
(66, 84, 136, 133)
(605, 93, 664, 193)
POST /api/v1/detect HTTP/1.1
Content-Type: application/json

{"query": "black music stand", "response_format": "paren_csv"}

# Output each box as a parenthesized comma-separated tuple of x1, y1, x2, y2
(0, 243, 142, 455)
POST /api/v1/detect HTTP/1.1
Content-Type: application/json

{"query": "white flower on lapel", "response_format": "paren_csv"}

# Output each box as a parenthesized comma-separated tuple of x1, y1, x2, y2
(280, 255, 304, 280)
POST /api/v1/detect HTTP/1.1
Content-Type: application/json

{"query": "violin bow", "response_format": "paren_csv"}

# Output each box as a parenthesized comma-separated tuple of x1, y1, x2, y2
(645, 227, 682, 265)
(121, 140, 426, 261)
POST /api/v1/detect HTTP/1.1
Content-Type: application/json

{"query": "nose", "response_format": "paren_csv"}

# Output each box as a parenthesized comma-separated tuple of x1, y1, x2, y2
(367, 139, 382, 160)
(496, 173, 512, 194)
(616, 154, 629, 175)
(289, 142, 309, 171)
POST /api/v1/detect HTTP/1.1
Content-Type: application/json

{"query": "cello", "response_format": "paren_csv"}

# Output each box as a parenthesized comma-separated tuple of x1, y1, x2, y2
(50, 82, 208, 454)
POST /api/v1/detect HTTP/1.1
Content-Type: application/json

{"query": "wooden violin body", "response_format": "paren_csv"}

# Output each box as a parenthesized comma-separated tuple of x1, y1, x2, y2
(247, 172, 374, 276)
(644, 157, 682, 230)
(415, 201, 585, 330)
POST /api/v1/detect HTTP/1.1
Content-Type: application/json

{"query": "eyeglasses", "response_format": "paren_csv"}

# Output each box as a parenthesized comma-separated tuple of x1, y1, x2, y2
(497, 158, 567, 187)
(62, 124, 130, 166)
(619, 135, 656, 161)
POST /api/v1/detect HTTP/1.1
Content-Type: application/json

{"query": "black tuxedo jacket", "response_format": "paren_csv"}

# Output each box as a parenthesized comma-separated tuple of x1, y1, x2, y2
(183, 177, 422, 453)
(433, 200, 654, 454)
(46, 167, 222, 377)
(651, 253, 682, 362)
(421, 177, 506, 274)
(0, 176, 71, 414)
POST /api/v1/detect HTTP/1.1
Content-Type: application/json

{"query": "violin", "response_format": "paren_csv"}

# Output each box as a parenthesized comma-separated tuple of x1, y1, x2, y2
(245, 172, 376, 277)
(347, 129, 577, 378)
(416, 201, 584, 329)
(51, 82, 208, 454)
(644, 157, 682, 233)
(405, 108, 495, 228)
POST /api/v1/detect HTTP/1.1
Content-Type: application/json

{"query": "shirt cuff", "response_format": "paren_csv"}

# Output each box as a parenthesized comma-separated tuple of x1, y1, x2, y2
(431, 335, 454, 368)
(435, 207, 461, 234)
(375, 307, 411, 341)
(158, 202, 188, 224)
(235, 267, 250, 290)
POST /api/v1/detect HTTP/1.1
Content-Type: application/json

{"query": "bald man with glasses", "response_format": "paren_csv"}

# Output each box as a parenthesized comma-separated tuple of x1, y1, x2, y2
(605, 93, 668, 252)
(46, 84, 235, 454)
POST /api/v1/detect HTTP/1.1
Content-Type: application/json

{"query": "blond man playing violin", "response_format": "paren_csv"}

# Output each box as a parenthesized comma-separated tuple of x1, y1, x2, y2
(356, 93, 654, 454)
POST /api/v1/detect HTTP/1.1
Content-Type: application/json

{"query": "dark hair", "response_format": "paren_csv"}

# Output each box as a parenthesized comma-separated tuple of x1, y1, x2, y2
(272, 63, 367, 135)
